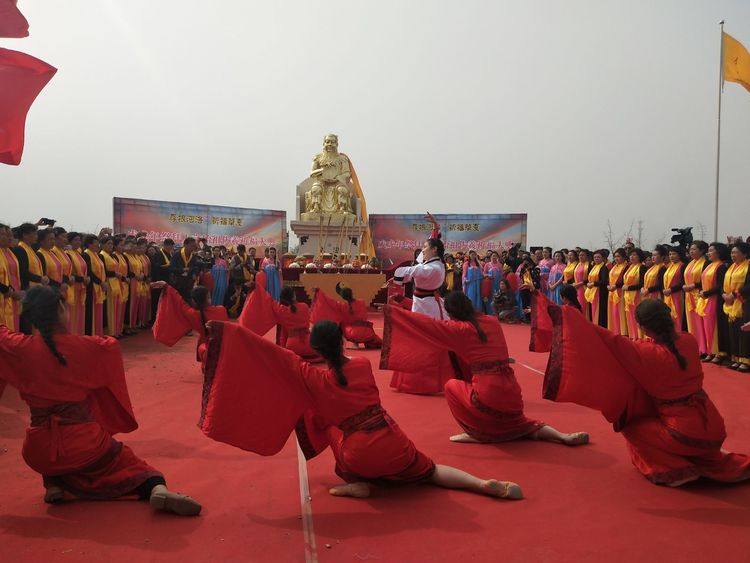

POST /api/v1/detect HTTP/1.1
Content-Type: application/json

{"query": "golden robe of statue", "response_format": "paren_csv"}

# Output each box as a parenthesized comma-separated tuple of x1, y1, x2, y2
(305, 134, 354, 215)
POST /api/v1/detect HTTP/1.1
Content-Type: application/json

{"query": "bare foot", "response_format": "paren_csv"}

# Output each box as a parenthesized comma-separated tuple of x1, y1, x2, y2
(449, 433, 481, 444)
(481, 480, 523, 500)
(149, 485, 202, 516)
(328, 482, 371, 498)
(44, 485, 65, 504)
(562, 432, 590, 446)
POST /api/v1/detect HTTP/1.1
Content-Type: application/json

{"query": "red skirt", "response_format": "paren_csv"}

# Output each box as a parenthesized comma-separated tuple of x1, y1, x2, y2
(342, 322, 382, 349)
(445, 373, 544, 442)
(622, 393, 750, 485)
(24, 403, 163, 499)
(330, 407, 435, 485)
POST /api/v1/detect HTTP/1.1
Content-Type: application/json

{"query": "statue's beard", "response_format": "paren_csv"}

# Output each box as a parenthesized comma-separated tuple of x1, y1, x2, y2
(319, 148, 339, 164)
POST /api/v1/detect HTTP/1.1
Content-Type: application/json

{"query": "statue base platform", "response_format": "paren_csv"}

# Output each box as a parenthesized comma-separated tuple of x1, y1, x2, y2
(290, 217, 367, 257)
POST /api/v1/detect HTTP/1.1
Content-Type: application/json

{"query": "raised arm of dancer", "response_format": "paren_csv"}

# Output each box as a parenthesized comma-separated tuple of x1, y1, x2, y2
(152, 282, 199, 346)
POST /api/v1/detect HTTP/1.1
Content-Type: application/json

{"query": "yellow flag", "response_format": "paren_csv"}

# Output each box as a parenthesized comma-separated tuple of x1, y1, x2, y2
(723, 32, 750, 93)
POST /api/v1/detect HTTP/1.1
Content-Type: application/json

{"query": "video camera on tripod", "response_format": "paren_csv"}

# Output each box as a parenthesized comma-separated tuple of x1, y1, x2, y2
(670, 227, 693, 250)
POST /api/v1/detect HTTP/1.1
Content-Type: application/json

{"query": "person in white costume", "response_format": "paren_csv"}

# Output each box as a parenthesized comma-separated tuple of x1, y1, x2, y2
(388, 214, 455, 394)
(393, 230, 446, 319)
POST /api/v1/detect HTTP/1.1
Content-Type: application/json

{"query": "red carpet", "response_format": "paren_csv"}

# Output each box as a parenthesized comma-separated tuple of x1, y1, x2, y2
(2, 316, 749, 562)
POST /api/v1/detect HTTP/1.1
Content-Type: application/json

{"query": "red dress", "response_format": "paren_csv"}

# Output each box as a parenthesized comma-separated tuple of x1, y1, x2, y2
(200, 322, 435, 484)
(311, 289, 382, 349)
(0, 327, 163, 497)
(153, 285, 229, 362)
(542, 304, 750, 485)
(238, 285, 321, 361)
(382, 306, 544, 441)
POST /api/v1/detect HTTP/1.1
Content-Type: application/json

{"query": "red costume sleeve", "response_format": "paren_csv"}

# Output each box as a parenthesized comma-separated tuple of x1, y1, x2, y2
(205, 306, 229, 322)
(530, 292, 553, 352)
(255, 270, 267, 290)
(380, 305, 473, 372)
(152, 285, 197, 346)
(543, 305, 655, 428)
(0, 48, 56, 165)
(0, 1, 29, 38)
(0, 327, 138, 434)
(199, 321, 317, 455)
(237, 284, 279, 335)
(310, 289, 344, 325)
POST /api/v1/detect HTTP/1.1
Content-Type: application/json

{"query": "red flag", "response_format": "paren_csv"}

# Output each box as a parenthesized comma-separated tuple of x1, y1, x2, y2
(0, 48, 56, 165)
(0, 0, 29, 38)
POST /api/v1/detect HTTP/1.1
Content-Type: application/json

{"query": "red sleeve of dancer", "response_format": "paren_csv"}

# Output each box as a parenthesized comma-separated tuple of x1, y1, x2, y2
(0, 1, 29, 38)
(295, 403, 332, 460)
(310, 289, 344, 325)
(0, 48, 56, 165)
(255, 270, 267, 290)
(543, 304, 655, 428)
(152, 285, 197, 346)
(0, 327, 138, 435)
(237, 283, 282, 335)
(199, 321, 314, 455)
(205, 305, 229, 322)
(380, 305, 471, 372)
(590, 327, 703, 399)
(530, 292, 553, 353)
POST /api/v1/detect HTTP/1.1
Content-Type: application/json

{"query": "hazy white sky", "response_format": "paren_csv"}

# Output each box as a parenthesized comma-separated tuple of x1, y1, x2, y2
(2, 0, 749, 249)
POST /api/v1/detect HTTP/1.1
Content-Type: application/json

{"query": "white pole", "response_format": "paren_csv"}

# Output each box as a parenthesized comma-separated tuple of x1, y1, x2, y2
(714, 20, 725, 241)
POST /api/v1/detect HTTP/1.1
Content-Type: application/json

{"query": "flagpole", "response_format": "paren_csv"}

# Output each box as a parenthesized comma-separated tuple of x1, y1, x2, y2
(713, 20, 725, 241)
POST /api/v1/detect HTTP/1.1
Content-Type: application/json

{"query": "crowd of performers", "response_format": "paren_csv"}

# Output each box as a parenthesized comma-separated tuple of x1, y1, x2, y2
(456, 240, 750, 374)
(1, 215, 749, 516)
(0, 220, 292, 337)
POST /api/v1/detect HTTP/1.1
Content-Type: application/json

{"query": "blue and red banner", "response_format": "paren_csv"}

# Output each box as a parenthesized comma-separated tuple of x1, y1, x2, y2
(369, 213, 527, 266)
(113, 197, 286, 249)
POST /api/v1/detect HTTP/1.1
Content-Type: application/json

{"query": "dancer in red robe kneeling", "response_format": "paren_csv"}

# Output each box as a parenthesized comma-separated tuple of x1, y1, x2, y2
(539, 296, 750, 486)
(311, 284, 382, 349)
(238, 283, 321, 361)
(200, 319, 523, 500)
(382, 291, 588, 445)
(0, 286, 201, 514)
(152, 281, 229, 363)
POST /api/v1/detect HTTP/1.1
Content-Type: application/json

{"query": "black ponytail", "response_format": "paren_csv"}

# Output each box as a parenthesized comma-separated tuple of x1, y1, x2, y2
(635, 299, 687, 370)
(310, 320, 347, 386)
(443, 291, 488, 343)
(190, 286, 209, 332)
(337, 283, 355, 314)
(280, 286, 297, 313)
(560, 284, 582, 312)
(21, 286, 67, 366)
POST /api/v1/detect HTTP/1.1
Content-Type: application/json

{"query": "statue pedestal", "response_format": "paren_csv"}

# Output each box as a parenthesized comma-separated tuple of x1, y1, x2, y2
(290, 216, 366, 257)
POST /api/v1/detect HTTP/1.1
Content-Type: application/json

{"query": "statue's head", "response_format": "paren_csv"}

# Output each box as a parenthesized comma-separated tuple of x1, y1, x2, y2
(323, 134, 339, 153)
